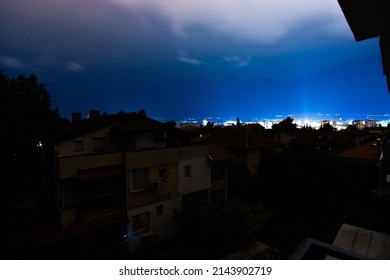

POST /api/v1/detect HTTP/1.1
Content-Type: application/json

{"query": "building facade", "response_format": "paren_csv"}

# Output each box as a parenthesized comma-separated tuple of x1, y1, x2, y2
(46, 111, 230, 252)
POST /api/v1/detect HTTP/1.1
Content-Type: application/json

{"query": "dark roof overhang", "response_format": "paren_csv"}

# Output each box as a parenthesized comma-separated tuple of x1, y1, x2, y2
(338, 0, 389, 92)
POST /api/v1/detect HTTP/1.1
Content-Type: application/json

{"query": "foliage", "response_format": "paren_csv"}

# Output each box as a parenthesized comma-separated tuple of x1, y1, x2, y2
(255, 147, 390, 253)
(300, 124, 315, 131)
(271, 116, 297, 132)
(1, 72, 52, 153)
(138, 109, 147, 116)
(174, 195, 270, 258)
(0, 70, 63, 203)
(227, 163, 259, 201)
(206, 121, 215, 129)
(346, 124, 358, 131)
(319, 122, 336, 131)
(166, 120, 177, 127)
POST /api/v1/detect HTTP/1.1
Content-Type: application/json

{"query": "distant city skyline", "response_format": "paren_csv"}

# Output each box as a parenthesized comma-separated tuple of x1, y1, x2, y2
(145, 112, 390, 130)
(1, 1, 389, 122)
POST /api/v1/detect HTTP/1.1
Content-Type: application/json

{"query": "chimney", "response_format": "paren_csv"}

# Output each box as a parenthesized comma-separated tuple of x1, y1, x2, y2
(89, 109, 100, 120)
(72, 112, 82, 124)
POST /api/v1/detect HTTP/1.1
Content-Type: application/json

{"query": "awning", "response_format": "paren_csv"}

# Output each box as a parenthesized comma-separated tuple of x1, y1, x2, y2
(77, 165, 125, 181)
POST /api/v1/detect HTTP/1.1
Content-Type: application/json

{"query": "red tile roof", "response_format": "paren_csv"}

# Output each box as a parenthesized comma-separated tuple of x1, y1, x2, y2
(208, 144, 234, 161)
(337, 139, 381, 162)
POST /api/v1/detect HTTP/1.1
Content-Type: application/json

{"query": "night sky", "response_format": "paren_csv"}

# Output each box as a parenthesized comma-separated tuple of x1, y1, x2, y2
(1, 0, 389, 122)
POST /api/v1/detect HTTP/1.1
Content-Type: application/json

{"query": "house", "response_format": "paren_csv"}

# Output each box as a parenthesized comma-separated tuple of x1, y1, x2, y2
(40, 111, 231, 253)
(262, 128, 296, 148)
(336, 138, 383, 188)
(208, 144, 234, 202)
(290, 129, 368, 152)
(200, 126, 282, 176)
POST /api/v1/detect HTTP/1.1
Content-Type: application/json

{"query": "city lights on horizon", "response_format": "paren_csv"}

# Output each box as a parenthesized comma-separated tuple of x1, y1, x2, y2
(170, 112, 390, 130)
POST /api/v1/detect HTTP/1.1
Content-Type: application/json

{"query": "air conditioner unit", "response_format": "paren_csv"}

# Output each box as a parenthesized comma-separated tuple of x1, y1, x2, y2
(149, 180, 161, 191)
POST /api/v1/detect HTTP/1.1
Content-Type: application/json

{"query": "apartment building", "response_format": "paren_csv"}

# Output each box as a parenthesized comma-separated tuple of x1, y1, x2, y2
(42, 111, 231, 252)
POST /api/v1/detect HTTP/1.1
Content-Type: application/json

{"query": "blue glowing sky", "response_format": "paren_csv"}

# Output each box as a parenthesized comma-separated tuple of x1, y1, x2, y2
(1, 0, 389, 121)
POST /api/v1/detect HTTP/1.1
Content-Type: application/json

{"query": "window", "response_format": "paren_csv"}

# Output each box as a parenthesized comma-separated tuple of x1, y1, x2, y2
(156, 204, 164, 215)
(211, 162, 226, 180)
(136, 133, 156, 150)
(131, 168, 148, 192)
(74, 139, 83, 152)
(132, 212, 150, 233)
(159, 168, 168, 180)
(184, 165, 191, 178)
(93, 137, 107, 151)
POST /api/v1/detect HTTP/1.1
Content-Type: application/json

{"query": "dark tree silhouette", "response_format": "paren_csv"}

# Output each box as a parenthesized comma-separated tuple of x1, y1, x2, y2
(300, 124, 315, 131)
(272, 116, 297, 132)
(166, 120, 177, 127)
(175, 196, 269, 258)
(0, 70, 63, 204)
(206, 121, 215, 129)
(346, 124, 358, 131)
(138, 109, 147, 116)
(319, 122, 336, 131)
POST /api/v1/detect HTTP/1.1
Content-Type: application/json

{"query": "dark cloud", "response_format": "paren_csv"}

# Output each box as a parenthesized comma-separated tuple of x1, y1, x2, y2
(109, 0, 350, 43)
(1, 0, 389, 121)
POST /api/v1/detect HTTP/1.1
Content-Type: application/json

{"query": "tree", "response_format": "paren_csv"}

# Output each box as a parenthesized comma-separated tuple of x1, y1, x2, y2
(0, 70, 63, 204)
(138, 109, 147, 116)
(166, 120, 177, 127)
(319, 122, 336, 132)
(300, 124, 315, 131)
(206, 121, 215, 129)
(272, 116, 297, 132)
(346, 124, 358, 131)
(175, 196, 270, 258)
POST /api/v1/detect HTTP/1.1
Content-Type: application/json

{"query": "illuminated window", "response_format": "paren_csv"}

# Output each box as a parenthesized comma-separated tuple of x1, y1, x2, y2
(131, 168, 148, 192)
(132, 212, 150, 233)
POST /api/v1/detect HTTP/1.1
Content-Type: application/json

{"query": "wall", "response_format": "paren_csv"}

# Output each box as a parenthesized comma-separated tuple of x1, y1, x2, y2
(247, 149, 262, 176)
(55, 126, 113, 157)
(126, 163, 180, 208)
(179, 157, 211, 194)
(57, 152, 124, 179)
(126, 197, 182, 250)
(125, 145, 210, 206)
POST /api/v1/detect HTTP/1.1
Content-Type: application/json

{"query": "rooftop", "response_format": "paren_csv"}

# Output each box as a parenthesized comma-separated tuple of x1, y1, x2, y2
(337, 139, 381, 162)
